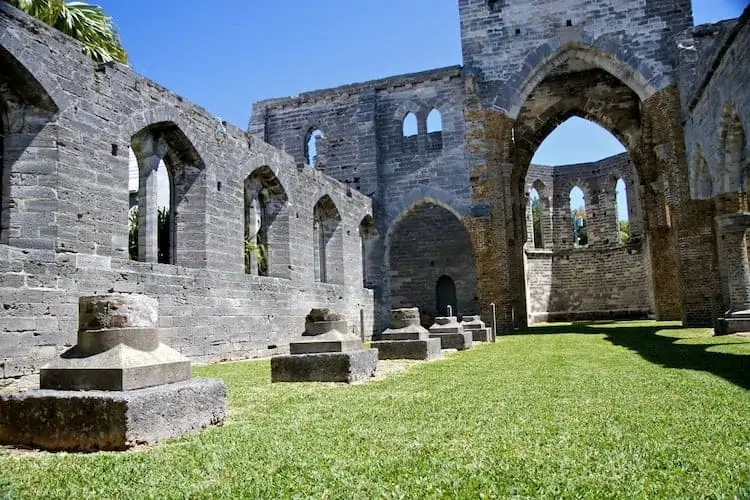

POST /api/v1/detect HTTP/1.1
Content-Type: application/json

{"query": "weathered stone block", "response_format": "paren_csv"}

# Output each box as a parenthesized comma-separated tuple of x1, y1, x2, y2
(271, 349, 378, 383)
(373, 339, 442, 360)
(430, 332, 473, 350)
(0, 378, 227, 452)
(428, 316, 472, 350)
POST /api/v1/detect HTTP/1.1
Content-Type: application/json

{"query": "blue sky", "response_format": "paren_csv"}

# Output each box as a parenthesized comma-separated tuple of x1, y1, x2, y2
(99, 0, 746, 176)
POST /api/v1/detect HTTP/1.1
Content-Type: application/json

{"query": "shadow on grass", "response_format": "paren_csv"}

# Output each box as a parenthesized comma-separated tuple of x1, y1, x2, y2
(510, 322, 750, 391)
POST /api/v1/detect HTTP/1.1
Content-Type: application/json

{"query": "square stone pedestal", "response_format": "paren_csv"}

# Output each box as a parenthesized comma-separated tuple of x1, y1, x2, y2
(0, 378, 227, 452)
(716, 310, 750, 335)
(372, 307, 443, 360)
(271, 349, 378, 383)
(374, 339, 442, 360)
(429, 317, 472, 350)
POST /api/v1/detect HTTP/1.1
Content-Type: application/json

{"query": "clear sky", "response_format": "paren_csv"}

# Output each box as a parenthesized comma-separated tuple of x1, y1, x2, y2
(102, 0, 747, 213)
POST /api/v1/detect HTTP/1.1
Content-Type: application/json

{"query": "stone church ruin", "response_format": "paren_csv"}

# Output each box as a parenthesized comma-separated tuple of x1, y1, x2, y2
(0, 0, 748, 383)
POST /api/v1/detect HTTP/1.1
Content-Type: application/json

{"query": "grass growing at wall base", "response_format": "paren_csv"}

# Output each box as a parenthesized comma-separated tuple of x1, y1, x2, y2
(1, 321, 750, 498)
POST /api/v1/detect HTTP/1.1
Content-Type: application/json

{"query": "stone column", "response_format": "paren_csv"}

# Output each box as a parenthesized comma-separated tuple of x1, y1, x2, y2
(715, 213, 750, 312)
(138, 154, 162, 263)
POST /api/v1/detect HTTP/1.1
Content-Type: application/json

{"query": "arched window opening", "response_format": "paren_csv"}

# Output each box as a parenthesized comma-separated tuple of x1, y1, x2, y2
(244, 167, 290, 278)
(359, 215, 377, 289)
(436, 275, 457, 317)
(305, 128, 323, 167)
(402, 112, 418, 154)
(130, 122, 206, 267)
(529, 187, 544, 248)
(313, 195, 344, 284)
(570, 186, 588, 247)
(426, 108, 443, 151)
(615, 178, 630, 244)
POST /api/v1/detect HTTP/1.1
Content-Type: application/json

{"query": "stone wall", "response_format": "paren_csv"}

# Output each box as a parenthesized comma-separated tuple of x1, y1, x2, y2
(678, 7, 750, 322)
(251, 66, 471, 330)
(0, 3, 374, 380)
(523, 154, 650, 323)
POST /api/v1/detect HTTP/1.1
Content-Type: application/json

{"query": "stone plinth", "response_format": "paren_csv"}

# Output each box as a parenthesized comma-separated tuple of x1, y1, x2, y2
(271, 350, 378, 383)
(716, 309, 750, 335)
(272, 309, 377, 383)
(460, 315, 494, 343)
(429, 316, 472, 350)
(41, 295, 190, 391)
(372, 308, 442, 360)
(0, 379, 226, 452)
(0, 294, 227, 452)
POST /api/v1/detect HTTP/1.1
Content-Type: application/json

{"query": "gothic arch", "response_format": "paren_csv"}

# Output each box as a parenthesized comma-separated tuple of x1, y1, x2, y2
(130, 121, 207, 267)
(499, 35, 660, 118)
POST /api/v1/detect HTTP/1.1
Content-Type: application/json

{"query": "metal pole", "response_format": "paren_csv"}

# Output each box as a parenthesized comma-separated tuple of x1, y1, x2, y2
(447, 305, 453, 317)
(360, 308, 365, 343)
(491, 302, 497, 340)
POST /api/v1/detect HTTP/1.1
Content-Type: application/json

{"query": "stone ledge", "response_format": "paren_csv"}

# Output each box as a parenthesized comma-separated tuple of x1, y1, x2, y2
(271, 349, 378, 383)
(0, 378, 227, 452)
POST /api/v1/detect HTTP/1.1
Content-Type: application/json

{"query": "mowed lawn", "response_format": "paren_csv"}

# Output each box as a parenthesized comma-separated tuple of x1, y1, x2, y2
(1, 321, 750, 499)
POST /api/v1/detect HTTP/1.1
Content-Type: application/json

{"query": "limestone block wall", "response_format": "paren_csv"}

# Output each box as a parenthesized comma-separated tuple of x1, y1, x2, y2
(523, 154, 651, 323)
(0, 4, 374, 380)
(678, 8, 749, 317)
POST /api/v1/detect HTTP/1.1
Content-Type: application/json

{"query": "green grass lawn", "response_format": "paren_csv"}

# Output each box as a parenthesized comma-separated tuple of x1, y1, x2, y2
(2, 321, 750, 499)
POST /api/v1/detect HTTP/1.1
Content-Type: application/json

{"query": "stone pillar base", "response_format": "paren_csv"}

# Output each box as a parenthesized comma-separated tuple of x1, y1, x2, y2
(429, 332, 473, 350)
(372, 339, 442, 360)
(271, 349, 378, 383)
(469, 327, 493, 342)
(0, 378, 227, 452)
(715, 310, 750, 335)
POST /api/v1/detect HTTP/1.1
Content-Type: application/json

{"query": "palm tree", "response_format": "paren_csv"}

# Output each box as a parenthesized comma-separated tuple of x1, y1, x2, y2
(5, 0, 127, 64)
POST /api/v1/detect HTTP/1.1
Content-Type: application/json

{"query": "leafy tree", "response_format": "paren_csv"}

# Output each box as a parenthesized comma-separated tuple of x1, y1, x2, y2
(6, 0, 127, 64)
(619, 220, 630, 244)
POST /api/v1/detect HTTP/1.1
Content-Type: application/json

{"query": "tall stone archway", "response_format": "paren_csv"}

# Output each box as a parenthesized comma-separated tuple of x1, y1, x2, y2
(464, 39, 710, 330)
(0, 46, 59, 248)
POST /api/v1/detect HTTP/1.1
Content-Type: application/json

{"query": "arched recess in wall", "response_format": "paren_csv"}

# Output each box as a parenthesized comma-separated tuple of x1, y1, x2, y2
(569, 186, 588, 247)
(426, 108, 443, 151)
(614, 178, 630, 244)
(719, 104, 747, 197)
(313, 195, 344, 285)
(305, 127, 324, 168)
(359, 215, 377, 289)
(244, 166, 291, 279)
(130, 121, 207, 267)
(402, 112, 418, 154)
(435, 275, 457, 317)
(691, 148, 713, 200)
(0, 46, 59, 246)
(388, 200, 477, 327)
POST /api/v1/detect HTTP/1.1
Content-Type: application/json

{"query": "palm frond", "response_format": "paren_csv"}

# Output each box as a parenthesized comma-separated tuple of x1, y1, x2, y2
(5, 0, 127, 64)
